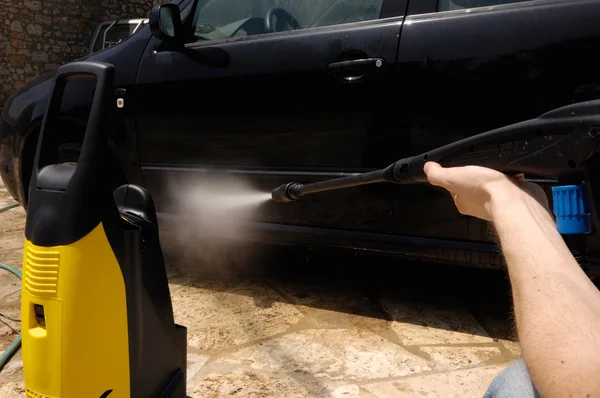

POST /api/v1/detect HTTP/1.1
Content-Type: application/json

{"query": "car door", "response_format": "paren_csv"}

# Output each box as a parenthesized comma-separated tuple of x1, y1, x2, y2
(392, 0, 600, 246)
(135, 0, 408, 238)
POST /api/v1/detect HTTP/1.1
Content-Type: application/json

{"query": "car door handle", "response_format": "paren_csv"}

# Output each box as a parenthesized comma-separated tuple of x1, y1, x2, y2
(328, 58, 385, 82)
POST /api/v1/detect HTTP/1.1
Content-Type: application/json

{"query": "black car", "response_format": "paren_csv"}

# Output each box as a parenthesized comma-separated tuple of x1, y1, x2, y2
(3, 0, 600, 270)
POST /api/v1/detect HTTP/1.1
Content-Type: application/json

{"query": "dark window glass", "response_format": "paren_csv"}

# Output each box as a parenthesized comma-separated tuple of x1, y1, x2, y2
(192, 0, 385, 41)
(438, 0, 531, 12)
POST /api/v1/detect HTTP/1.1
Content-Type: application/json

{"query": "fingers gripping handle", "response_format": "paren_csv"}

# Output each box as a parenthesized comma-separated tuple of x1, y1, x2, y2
(34, 61, 115, 191)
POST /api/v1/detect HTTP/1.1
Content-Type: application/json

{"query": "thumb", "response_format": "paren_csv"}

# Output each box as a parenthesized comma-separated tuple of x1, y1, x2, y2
(424, 162, 451, 189)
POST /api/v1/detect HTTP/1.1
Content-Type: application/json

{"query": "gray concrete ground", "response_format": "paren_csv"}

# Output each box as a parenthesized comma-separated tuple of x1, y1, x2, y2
(0, 180, 520, 397)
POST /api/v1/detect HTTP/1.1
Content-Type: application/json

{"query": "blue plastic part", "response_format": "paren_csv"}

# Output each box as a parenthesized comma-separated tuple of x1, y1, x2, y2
(552, 185, 591, 234)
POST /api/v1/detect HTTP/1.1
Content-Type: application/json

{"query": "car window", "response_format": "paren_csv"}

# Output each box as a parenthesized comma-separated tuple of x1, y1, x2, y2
(437, 0, 531, 11)
(191, 0, 385, 41)
(91, 22, 145, 53)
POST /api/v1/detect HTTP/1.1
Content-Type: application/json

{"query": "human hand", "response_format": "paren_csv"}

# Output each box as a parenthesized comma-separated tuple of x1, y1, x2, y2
(423, 162, 550, 222)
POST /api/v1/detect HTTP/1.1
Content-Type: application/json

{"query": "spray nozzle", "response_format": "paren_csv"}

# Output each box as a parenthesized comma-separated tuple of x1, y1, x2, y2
(271, 182, 302, 203)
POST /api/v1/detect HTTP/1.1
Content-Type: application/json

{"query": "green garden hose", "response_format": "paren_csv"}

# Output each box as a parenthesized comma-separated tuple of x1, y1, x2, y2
(0, 203, 19, 213)
(0, 202, 22, 373)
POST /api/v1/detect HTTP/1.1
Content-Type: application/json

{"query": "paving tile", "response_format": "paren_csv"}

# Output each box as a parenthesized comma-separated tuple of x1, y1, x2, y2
(0, 356, 22, 377)
(363, 364, 508, 398)
(500, 339, 522, 356)
(299, 306, 394, 338)
(0, 325, 20, 359)
(217, 329, 431, 381)
(171, 278, 304, 350)
(0, 263, 22, 317)
(471, 307, 515, 334)
(191, 370, 318, 398)
(421, 346, 503, 370)
(468, 301, 521, 356)
(0, 205, 25, 277)
(319, 382, 385, 398)
(0, 290, 21, 335)
(0, 192, 18, 208)
(0, 382, 25, 398)
(273, 278, 371, 309)
(270, 278, 399, 341)
(322, 383, 362, 397)
(186, 353, 211, 395)
(381, 299, 493, 345)
(0, 351, 22, 386)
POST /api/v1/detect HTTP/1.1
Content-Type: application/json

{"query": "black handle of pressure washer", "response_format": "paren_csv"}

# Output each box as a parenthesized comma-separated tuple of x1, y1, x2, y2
(26, 61, 119, 246)
(34, 61, 115, 190)
(390, 101, 600, 184)
(388, 117, 599, 185)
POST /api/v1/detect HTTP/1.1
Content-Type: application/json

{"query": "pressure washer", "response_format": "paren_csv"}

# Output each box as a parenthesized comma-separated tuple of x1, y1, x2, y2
(272, 100, 600, 272)
(20, 61, 186, 397)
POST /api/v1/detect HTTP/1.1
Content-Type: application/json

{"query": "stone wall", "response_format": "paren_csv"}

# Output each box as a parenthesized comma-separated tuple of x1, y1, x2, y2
(0, 0, 162, 108)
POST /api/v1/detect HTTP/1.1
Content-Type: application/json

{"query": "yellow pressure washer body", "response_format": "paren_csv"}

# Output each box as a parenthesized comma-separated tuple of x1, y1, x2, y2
(21, 61, 187, 397)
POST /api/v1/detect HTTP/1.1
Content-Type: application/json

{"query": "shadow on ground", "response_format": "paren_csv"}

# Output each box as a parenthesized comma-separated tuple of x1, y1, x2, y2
(158, 235, 520, 397)
(164, 240, 516, 343)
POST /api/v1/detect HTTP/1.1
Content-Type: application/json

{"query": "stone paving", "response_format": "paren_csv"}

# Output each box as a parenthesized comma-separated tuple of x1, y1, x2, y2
(0, 180, 520, 397)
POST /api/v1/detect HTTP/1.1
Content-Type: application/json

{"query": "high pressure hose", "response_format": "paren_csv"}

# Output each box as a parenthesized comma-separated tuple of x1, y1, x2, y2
(0, 202, 22, 373)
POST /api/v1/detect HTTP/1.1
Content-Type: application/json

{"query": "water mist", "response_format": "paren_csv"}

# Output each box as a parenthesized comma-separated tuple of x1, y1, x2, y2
(161, 174, 272, 278)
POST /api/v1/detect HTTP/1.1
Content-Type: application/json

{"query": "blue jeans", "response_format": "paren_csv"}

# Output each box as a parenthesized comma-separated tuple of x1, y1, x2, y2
(483, 359, 541, 398)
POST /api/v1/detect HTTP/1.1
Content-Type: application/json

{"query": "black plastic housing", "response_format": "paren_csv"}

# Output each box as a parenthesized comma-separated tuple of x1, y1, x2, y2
(25, 61, 118, 246)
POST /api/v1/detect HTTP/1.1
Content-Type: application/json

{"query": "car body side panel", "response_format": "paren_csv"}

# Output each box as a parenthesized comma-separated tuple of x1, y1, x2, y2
(135, 15, 405, 234)
(392, 0, 600, 242)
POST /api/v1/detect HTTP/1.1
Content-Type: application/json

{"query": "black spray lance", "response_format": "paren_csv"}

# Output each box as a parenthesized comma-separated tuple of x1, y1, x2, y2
(272, 100, 600, 273)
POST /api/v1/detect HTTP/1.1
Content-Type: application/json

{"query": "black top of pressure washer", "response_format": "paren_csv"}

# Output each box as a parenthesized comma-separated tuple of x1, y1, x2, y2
(25, 61, 121, 246)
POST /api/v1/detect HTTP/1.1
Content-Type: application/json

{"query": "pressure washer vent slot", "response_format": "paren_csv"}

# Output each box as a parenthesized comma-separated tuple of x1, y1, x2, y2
(23, 246, 60, 298)
(26, 387, 55, 398)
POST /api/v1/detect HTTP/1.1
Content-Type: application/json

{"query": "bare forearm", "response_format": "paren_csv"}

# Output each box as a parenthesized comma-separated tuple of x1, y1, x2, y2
(422, 162, 600, 395)
(492, 199, 600, 397)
